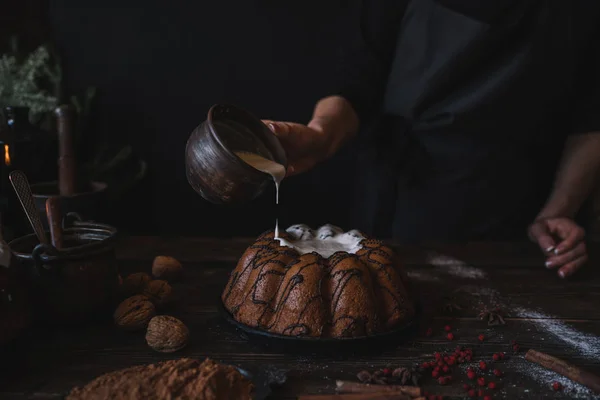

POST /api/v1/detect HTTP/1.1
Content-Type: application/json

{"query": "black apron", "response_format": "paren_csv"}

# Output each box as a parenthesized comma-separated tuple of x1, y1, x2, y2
(354, 0, 579, 241)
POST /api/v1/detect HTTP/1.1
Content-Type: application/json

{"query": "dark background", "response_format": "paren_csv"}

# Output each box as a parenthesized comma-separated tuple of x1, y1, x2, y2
(4, 1, 600, 240)
(3, 0, 368, 238)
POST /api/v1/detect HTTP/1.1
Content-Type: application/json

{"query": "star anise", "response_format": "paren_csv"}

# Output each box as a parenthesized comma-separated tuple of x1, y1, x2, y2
(392, 366, 421, 386)
(479, 307, 510, 326)
(356, 366, 421, 386)
(440, 291, 465, 314)
(442, 299, 463, 313)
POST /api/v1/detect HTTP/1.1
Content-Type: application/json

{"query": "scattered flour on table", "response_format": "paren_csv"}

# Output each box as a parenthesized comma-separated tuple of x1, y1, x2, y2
(425, 253, 487, 279)
(512, 360, 597, 399)
(514, 307, 600, 360)
(406, 270, 441, 282)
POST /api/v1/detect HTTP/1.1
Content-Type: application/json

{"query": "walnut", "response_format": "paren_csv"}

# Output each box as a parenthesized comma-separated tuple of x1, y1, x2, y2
(113, 295, 156, 331)
(145, 315, 189, 353)
(152, 256, 183, 281)
(121, 273, 151, 296)
(143, 280, 173, 307)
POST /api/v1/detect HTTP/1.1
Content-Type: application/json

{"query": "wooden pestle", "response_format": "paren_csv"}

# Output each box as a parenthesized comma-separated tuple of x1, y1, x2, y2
(45, 197, 63, 249)
(55, 105, 77, 196)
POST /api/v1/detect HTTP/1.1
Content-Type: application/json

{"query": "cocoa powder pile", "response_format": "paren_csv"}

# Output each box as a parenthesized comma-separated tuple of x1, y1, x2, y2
(66, 358, 253, 400)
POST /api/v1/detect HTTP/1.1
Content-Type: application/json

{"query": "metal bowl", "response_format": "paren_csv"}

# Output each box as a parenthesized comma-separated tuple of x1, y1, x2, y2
(8, 214, 120, 324)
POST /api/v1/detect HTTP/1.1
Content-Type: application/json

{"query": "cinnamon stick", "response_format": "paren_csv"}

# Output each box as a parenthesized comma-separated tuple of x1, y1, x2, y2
(297, 394, 424, 400)
(336, 381, 422, 398)
(525, 349, 600, 394)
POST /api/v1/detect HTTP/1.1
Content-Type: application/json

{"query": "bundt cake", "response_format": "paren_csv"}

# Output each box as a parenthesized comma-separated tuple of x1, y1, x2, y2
(221, 224, 416, 339)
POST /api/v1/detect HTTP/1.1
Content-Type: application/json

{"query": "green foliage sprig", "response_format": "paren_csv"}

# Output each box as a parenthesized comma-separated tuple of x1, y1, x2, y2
(0, 39, 60, 116)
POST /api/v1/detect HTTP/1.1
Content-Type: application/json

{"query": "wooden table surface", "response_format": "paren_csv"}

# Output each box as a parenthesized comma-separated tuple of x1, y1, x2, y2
(1, 236, 600, 399)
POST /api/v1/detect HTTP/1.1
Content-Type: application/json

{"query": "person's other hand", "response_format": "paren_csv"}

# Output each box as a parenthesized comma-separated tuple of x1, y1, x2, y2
(261, 120, 331, 177)
(527, 217, 587, 278)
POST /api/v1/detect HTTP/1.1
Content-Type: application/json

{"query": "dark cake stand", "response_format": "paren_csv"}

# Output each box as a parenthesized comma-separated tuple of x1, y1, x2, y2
(218, 300, 421, 357)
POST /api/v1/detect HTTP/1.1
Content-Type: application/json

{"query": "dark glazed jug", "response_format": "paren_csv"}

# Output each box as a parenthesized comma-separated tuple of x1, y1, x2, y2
(185, 104, 288, 204)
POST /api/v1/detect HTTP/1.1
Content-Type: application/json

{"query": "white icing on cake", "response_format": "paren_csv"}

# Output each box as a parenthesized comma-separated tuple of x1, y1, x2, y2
(275, 223, 365, 258)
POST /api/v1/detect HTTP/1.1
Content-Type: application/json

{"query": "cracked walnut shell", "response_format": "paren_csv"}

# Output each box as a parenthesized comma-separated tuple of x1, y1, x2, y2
(114, 295, 156, 331)
(145, 315, 189, 353)
(152, 256, 183, 281)
(121, 273, 152, 296)
(143, 280, 173, 307)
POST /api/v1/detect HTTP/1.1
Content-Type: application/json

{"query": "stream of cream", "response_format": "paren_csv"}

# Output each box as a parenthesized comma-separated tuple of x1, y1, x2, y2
(234, 152, 365, 258)
(234, 151, 286, 237)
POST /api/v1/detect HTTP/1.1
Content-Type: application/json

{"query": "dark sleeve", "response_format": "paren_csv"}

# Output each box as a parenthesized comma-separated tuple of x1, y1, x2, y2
(570, 24, 600, 135)
(331, 0, 408, 125)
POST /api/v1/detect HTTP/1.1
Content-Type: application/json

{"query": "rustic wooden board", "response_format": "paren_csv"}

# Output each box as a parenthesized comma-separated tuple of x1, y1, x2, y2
(1, 239, 599, 399)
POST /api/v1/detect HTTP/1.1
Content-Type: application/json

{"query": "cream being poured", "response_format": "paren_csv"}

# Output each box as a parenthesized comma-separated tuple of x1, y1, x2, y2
(234, 151, 286, 237)
(234, 152, 365, 258)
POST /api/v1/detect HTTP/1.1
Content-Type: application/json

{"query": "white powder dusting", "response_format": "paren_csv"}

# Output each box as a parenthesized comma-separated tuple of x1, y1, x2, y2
(406, 270, 441, 282)
(512, 360, 597, 398)
(514, 307, 600, 361)
(425, 252, 487, 279)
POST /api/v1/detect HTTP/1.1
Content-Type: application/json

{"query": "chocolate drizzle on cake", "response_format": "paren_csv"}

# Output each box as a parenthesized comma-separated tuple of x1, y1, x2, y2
(221, 225, 416, 339)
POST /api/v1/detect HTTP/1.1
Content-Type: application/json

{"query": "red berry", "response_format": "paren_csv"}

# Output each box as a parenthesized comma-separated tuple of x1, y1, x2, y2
(513, 344, 520, 352)
(455, 345, 463, 352)
(442, 365, 450, 373)
(466, 355, 473, 361)
(552, 382, 563, 391)
(468, 389, 476, 398)
(436, 396, 443, 400)
(478, 377, 486, 386)
(421, 362, 430, 369)
(447, 332, 455, 340)
(499, 352, 505, 359)
(438, 376, 448, 385)
(479, 361, 487, 370)
(447, 357, 456, 365)
(488, 382, 497, 389)
(434, 366, 441, 372)
(467, 370, 476, 380)
(492, 353, 500, 361)
(432, 370, 440, 378)
(463, 384, 472, 391)
(426, 327, 433, 337)
(484, 396, 492, 400)
(478, 334, 485, 342)
(435, 352, 442, 360)
(437, 360, 445, 366)
(444, 325, 452, 332)
(383, 368, 391, 376)
(493, 369, 503, 377)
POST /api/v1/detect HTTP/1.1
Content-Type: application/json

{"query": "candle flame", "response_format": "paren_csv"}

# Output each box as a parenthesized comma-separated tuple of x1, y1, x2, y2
(4, 144, 10, 166)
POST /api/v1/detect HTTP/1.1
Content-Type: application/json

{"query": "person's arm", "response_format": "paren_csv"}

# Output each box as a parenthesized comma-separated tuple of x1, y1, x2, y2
(265, 0, 406, 175)
(536, 133, 600, 221)
(528, 23, 600, 278)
